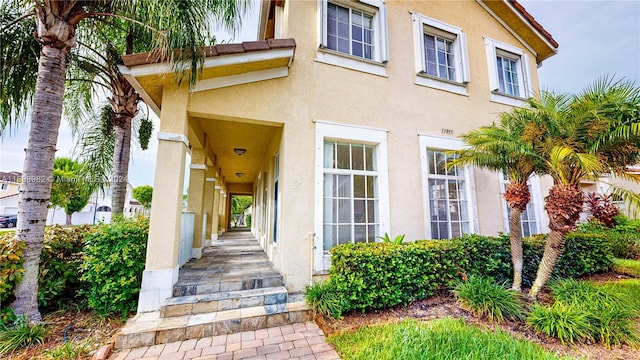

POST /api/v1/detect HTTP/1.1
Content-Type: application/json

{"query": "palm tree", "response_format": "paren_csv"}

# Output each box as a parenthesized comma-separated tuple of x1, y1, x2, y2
(0, 0, 247, 322)
(452, 109, 541, 291)
(527, 78, 640, 297)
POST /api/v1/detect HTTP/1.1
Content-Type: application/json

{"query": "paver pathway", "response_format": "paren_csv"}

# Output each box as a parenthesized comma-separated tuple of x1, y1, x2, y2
(109, 322, 340, 360)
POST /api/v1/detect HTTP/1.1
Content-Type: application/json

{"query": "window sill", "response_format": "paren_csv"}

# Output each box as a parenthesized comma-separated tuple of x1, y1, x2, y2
(415, 72, 468, 96)
(490, 91, 527, 107)
(315, 47, 388, 77)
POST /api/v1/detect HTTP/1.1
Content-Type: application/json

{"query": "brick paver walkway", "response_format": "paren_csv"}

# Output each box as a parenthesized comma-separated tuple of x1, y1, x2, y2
(109, 322, 340, 360)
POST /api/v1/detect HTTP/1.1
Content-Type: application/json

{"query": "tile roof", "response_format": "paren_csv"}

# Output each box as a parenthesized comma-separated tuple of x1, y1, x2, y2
(0, 171, 21, 183)
(511, 0, 559, 48)
(122, 39, 296, 67)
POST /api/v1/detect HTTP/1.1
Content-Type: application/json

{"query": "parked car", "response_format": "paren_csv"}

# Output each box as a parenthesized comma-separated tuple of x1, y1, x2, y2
(0, 214, 17, 228)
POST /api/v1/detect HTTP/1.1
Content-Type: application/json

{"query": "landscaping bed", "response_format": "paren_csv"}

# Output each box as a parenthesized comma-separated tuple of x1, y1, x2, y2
(318, 270, 640, 360)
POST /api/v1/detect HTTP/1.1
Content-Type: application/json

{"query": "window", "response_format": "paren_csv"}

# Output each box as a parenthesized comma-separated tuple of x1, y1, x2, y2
(323, 141, 379, 249)
(318, 0, 388, 76)
(0, 183, 7, 191)
(500, 174, 543, 237)
(485, 37, 532, 105)
(326, 3, 374, 59)
(273, 155, 279, 243)
(97, 206, 111, 212)
(419, 135, 476, 239)
(314, 121, 390, 271)
(411, 13, 470, 95)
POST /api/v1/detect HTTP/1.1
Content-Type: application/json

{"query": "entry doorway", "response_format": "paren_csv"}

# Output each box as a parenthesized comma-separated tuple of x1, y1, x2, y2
(229, 194, 253, 230)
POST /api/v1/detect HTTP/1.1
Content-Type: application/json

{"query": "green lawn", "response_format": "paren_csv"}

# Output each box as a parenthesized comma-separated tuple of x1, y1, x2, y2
(328, 318, 572, 360)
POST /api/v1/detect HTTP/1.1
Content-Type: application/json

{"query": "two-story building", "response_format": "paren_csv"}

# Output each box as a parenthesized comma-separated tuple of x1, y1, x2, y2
(119, 0, 558, 313)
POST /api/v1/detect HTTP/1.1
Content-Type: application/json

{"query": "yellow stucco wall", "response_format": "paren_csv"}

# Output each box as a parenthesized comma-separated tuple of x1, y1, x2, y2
(179, 0, 549, 292)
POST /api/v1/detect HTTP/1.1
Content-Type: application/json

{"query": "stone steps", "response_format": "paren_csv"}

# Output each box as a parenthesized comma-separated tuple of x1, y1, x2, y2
(172, 273, 284, 296)
(161, 286, 289, 317)
(115, 300, 312, 349)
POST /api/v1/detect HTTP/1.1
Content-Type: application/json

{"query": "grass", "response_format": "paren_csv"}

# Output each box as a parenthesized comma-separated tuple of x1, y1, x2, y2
(0, 317, 49, 356)
(613, 258, 640, 277)
(41, 339, 91, 360)
(328, 318, 571, 360)
(453, 275, 524, 323)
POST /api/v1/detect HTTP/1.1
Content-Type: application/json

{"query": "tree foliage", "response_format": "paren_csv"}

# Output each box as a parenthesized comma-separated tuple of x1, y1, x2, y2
(132, 185, 153, 209)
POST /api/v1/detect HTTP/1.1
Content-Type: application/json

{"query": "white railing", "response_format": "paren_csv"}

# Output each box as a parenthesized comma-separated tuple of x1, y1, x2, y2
(179, 212, 195, 267)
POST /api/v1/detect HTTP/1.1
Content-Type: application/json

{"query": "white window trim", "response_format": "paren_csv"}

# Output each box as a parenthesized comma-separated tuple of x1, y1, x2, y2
(484, 37, 532, 107)
(316, 0, 389, 77)
(411, 12, 470, 96)
(499, 174, 548, 236)
(314, 120, 390, 272)
(419, 134, 478, 239)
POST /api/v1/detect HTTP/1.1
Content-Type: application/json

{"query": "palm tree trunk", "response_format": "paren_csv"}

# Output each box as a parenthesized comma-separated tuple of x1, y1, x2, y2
(509, 207, 524, 291)
(111, 117, 132, 217)
(12, 45, 68, 321)
(529, 184, 583, 298)
(529, 229, 565, 296)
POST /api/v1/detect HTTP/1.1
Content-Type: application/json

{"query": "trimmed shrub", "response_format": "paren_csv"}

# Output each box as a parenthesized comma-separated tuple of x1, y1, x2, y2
(0, 234, 24, 307)
(38, 225, 91, 310)
(577, 219, 640, 260)
(329, 231, 613, 314)
(82, 216, 149, 316)
(453, 275, 523, 323)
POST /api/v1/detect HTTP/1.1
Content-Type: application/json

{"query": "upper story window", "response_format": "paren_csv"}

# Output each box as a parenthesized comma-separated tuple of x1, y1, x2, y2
(0, 182, 7, 191)
(411, 12, 470, 96)
(327, 3, 374, 60)
(485, 37, 532, 106)
(317, 0, 389, 77)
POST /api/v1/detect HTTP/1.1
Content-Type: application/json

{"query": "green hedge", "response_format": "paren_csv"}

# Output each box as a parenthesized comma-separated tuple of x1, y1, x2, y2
(577, 219, 640, 260)
(329, 232, 613, 314)
(82, 216, 149, 316)
(0, 234, 24, 306)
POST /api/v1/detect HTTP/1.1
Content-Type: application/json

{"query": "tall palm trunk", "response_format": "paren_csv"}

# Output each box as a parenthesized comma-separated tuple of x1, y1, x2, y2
(529, 184, 584, 297)
(12, 45, 68, 321)
(508, 207, 524, 291)
(504, 182, 530, 291)
(109, 76, 139, 216)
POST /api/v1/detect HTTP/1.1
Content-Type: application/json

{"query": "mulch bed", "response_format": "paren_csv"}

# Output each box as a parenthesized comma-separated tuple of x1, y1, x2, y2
(6, 309, 123, 360)
(317, 274, 640, 360)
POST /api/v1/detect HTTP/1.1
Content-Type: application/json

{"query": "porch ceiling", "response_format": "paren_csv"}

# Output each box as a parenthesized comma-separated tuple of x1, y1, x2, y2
(197, 118, 280, 185)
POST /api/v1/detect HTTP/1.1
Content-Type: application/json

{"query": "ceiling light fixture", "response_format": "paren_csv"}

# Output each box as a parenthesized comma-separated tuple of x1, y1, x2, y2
(236, 172, 245, 178)
(233, 148, 247, 156)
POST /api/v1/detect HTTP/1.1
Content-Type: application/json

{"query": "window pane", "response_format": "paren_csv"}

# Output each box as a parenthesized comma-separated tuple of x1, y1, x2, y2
(367, 199, 378, 223)
(324, 142, 335, 169)
(323, 225, 335, 251)
(324, 198, 336, 223)
(367, 225, 377, 242)
(337, 5, 349, 23)
(451, 222, 461, 238)
(354, 175, 365, 198)
(354, 225, 366, 243)
(438, 222, 449, 239)
(431, 223, 440, 239)
(337, 175, 350, 197)
(427, 150, 436, 174)
(354, 200, 366, 223)
(366, 176, 377, 198)
(450, 201, 460, 221)
(352, 24, 362, 41)
(327, 35, 337, 51)
(352, 41, 363, 57)
(435, 151, 446, 175)
(338, 225, 351, 245)
(364, 45, 372, 60)
(323, 174, 335, 197)
(497, 56, 505, 93)
(352, 144, 364, 170)
(336, 143, 350, 169)
(365, 145, 376, 171)
(338, 38, 349, 54)
(338, 198, 351, 223)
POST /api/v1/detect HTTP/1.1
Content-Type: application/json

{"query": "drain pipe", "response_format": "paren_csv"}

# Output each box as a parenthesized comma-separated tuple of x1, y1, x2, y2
(310, 232, 316, 286)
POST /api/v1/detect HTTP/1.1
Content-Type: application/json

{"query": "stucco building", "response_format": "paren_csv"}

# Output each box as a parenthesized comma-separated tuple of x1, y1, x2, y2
(120, 0, 559, 314)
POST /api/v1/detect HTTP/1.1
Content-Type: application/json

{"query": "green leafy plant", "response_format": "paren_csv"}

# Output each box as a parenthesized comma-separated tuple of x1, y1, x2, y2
(548, 279, 639, 347)
(0, 233, 25, 306)
(453, 275, 523, 323)
(38, 225, 91, 310)
(613, 258, 640, 277)
(42, 339, 91, 360)
(304, 281, 343, 319)
(0, 316, 49, 356)
(376, 233, 406, 244)
(527, 302, 591, 344)
(82, 216, 149, 317)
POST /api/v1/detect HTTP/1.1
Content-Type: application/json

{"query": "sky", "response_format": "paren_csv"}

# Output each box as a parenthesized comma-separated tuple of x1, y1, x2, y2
(1, 0, 639, 188)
